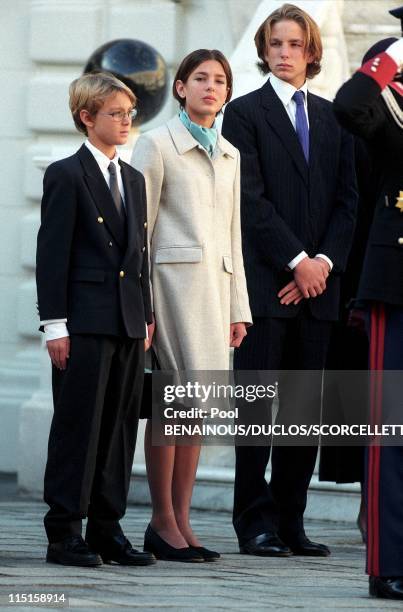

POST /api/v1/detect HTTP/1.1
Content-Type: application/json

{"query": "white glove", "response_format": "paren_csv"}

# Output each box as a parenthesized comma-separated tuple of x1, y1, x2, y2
(385, 38, 403, 69)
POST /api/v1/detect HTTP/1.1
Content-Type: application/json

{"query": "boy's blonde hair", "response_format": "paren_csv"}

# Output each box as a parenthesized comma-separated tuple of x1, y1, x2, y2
(69, 72, 136, 135)
(254, 3, 323, 79)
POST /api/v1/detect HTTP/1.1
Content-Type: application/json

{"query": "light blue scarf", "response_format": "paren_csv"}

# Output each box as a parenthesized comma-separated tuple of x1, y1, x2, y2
(179, 108, 218, 157)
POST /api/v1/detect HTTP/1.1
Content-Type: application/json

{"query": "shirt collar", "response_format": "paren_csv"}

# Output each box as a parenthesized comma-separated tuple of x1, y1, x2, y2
(85, 139, 120, 173)
(269, 73, 308, 106)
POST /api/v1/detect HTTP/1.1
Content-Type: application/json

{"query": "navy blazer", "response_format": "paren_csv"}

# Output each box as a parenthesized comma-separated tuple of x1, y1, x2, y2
(36, 144, 152, 338)
(222, 79, 357, 321)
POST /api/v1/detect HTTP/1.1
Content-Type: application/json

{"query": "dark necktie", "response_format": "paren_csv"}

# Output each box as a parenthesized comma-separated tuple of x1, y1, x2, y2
(292, 90, 309, 162)
(108, 162, 124, 217)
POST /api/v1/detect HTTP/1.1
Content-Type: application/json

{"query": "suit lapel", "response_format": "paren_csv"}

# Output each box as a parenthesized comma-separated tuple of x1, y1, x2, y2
(260, 80, 308, 186)
(120, 160, 139, 261)
(78, 144, 126, 248)
(307, 93, 324, 183)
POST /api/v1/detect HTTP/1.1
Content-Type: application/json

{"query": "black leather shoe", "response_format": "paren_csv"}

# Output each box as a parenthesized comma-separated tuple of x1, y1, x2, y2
(369, 576, 403, 599)
(86, 533, 156, 566)
(46, 535, 102, 567)
(190, 546, 220, 561)
(144, 524, 204, 562)
(281, 534, 330, 557)
(239, 533, 292, 557)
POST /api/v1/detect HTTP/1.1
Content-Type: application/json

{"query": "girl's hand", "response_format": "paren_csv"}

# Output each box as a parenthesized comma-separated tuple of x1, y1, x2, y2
(230, 322, 247, 348)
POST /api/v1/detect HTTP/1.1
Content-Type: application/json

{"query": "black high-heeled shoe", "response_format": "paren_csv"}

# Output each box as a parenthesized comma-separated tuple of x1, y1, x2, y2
(143, 525, 204, 563)
(190, 545, 220, 561)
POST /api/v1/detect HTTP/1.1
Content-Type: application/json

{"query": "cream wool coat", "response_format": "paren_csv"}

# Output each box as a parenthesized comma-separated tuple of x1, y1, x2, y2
(131, 115, 252, 371)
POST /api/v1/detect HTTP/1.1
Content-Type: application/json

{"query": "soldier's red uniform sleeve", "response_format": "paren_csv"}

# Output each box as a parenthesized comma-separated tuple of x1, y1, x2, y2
(359, 52, 398, 90)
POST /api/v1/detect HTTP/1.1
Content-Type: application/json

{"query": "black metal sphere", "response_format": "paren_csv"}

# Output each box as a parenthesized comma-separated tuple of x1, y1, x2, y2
(84, 39, 169, 125)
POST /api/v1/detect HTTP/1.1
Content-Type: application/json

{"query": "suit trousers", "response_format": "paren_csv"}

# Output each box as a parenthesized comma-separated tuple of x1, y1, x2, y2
(233, 311, 332, 544)
(44, 334, 144, 543)
(366, 303, 403, 577)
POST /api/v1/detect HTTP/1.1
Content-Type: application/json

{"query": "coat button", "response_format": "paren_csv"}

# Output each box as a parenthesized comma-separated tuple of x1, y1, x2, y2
(108, 241, 113, 247)
(97, 216, 104, 223)
(142, 246, 146, 252)
(119, 270, 125, 278)
(398, 238, 403, 245)
(144, 221, 147, 228)
(139, 273, 142, 279)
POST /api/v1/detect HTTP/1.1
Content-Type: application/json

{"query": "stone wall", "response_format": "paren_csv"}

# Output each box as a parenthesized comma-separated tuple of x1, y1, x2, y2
(343, 0, 400, 71)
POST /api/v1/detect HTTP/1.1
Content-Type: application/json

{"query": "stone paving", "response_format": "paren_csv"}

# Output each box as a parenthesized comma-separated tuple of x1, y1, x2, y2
(0, 497, 402, 611)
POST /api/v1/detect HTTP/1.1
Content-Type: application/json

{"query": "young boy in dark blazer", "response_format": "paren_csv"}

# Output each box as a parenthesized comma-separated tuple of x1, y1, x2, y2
(36, 72, 155, 567)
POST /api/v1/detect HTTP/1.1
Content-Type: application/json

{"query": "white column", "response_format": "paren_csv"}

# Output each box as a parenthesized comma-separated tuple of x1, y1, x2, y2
(17, 151, 73, 496)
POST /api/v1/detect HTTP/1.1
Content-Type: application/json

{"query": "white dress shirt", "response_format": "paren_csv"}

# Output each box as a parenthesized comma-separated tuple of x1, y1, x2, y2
(84, 139, 126, 205)
(268, 74, 333, 273)
(42, 140, 124, 342)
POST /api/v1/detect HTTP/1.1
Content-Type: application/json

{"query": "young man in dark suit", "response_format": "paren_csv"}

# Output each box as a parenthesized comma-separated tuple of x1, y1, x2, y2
(36, 72, 155, 567)
(222, 3, 357, 557)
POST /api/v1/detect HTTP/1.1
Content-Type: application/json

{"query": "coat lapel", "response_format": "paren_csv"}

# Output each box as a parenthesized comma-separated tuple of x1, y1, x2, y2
(260, 80, 308, 186)
(167, 115, 199, 155)
(78, 144, 126, 248)
(120, 160, 140, 261)
(307, 93, 324, 183)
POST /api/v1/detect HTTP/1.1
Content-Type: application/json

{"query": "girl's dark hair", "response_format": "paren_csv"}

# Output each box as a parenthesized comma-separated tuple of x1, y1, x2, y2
(172, 49, 233, 106)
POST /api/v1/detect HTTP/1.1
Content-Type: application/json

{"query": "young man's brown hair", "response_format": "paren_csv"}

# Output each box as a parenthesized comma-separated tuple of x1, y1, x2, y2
(69, 72, 136, 135)
(254, 3, 323, 79)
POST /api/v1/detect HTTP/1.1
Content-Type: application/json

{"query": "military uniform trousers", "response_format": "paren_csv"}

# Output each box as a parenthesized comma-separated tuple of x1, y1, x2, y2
(366, 302, 403, 577)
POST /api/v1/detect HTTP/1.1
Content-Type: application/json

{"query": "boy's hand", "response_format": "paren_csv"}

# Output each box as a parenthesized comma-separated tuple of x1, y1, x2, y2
(230, 322, 247, 348)
(47, 337, 70, 370)
(145, 320, 155, 352)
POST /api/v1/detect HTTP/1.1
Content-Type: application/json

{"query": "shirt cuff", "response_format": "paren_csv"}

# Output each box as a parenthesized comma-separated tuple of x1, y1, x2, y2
(40, 318, 67, 325)
(288, 251, 308, 270)
(44, 322, 69, 342)
(315, 254, 333, 271)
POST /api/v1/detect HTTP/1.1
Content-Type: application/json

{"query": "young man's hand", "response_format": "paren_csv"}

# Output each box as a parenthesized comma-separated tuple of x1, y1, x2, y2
(293, 257, 329, 298)
(278, 280, 305, 305)
(230, 322, 247, 348)
(47, 337, 70, 370)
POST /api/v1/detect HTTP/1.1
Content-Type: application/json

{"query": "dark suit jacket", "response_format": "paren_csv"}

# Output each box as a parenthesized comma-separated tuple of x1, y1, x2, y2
(334, 72, 403, 306)
(222, 80, 357, 321)
(36, 144, 152, 338)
